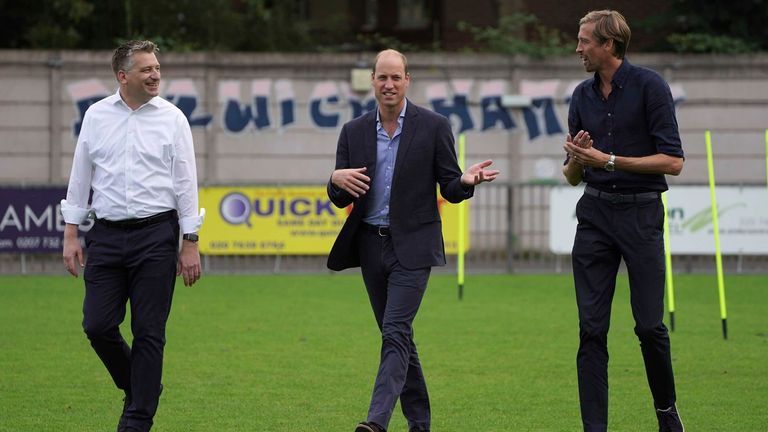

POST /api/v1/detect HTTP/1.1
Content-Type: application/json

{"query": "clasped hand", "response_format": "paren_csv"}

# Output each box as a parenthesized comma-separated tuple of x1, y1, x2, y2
(564, 130, 606, 167)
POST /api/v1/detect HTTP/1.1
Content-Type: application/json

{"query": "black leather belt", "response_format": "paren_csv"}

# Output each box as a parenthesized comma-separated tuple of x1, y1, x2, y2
(96, 210, 176, 230)
(362, 223, 391, 236)
(584, 185, 660, 203)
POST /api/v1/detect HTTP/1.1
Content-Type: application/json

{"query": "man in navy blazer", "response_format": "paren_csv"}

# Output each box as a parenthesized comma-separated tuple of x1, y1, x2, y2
(327, 49, 499, 432)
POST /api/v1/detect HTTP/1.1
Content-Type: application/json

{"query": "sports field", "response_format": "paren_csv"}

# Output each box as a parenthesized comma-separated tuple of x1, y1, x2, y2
(1, 273, 766, 431)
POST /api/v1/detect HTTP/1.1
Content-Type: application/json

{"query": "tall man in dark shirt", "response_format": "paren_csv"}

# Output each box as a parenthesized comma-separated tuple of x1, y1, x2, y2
(327, 49, 499, 432)
(563, 10, 686, 432)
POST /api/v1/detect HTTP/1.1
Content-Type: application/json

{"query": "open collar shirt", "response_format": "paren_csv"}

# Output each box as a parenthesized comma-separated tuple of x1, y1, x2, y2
(568, 59, 684, 193)
(363, 100, 407, 226)
(61, 90, 203, 234)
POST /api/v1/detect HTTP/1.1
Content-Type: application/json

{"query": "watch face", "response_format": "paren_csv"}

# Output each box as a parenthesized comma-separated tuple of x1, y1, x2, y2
(183, 233, 199, 242)
(605, 162, 615, 172)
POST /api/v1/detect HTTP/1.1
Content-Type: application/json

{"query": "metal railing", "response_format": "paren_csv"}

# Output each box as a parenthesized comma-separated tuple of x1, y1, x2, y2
(2, 182, 767, 274)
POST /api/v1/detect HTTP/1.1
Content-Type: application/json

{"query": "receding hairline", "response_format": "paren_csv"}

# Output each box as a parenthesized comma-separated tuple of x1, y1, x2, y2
(372, 49, 409, 75)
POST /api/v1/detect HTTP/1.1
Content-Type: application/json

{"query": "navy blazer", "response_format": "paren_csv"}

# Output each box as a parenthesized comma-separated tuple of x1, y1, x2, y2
(327, 101, 473, 271)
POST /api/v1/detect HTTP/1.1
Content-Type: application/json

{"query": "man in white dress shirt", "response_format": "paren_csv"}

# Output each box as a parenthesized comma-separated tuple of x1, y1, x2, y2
(61, 40, 204, 432)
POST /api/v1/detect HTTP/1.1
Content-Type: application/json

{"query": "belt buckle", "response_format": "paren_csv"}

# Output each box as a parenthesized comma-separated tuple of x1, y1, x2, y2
(610, 193, 623, 204)
(377, 226, 389, 236)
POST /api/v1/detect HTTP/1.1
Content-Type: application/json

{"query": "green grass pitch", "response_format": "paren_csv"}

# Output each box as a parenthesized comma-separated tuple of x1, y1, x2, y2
(1, 273, 766, 431)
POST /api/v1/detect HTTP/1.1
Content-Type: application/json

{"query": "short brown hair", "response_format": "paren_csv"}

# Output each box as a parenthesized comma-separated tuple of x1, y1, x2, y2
(111, 40, 158, 76)
(579, 10, 631, 59)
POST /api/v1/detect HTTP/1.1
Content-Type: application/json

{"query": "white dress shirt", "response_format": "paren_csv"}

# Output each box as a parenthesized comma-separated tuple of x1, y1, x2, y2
(61, 90, 204, 234)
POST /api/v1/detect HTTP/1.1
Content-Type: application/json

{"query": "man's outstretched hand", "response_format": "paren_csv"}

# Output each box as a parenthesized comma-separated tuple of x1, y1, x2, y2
(461, 159, 500, 186)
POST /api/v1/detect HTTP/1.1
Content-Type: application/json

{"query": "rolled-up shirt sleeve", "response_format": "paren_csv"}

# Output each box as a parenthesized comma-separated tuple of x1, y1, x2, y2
(172, 113, 204, 234)
(61, 115, 94, 225)
(646, 75, 684, 159)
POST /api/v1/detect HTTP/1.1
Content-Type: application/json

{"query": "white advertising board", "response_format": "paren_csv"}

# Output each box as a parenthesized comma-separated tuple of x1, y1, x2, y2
(549, 186, 768, 255)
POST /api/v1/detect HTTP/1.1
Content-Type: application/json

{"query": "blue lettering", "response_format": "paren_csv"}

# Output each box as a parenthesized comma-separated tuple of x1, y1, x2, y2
(316, 200, 334, 216)
(310, 96, 340, 128)
(522, 97, 562, 140)
(167, 95, 213, 128)
(253, 199, 274, 216)
(290, 198, 311, 216)
(430, 96, 474, 133)
(252, 96, 271, 130)
(223, 100, 253, 133)
(73, 96, 107, 136)
(351, 98, 377, 119)
(481, 96, 515, 131)
(280, 99, 295, 127)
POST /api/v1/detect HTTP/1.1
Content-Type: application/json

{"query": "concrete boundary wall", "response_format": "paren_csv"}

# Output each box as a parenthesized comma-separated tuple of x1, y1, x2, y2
(2, 51, 768, 188)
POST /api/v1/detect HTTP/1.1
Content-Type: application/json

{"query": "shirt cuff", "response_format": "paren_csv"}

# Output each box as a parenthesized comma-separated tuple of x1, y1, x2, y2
(179, 208, 205, 234)
(60, 199, 93, 225)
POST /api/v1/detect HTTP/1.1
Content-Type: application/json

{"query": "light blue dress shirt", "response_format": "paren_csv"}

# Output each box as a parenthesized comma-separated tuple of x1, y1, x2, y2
(363, 101, 407, 226)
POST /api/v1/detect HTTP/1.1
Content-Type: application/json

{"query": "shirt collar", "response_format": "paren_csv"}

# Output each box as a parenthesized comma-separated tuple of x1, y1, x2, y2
(109, 88, 162, 110)
(592, 58, 631, 91)
(612, 58, 631, 88)
(376, 98, 408, 127)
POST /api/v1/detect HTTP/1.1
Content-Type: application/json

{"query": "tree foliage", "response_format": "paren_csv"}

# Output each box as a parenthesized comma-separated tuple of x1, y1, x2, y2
(458, 14, 572, 59)
(0, 0, 766, 53)
(0, 0, 342, 52)
(647, 0, 768, 53)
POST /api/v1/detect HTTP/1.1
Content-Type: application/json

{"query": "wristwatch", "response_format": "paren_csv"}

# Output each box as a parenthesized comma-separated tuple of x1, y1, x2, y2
(182, 233, 199, 242)
(604, 153, 616, 172)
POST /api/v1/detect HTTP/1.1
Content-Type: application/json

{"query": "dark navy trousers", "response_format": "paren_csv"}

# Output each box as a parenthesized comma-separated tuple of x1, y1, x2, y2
(358, 227, 431, 431)
(572, 193, 677, 432)
(82, 216, 179, 432)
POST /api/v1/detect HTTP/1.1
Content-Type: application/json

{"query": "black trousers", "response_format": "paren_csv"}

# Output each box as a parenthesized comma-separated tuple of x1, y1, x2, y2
(82, 215, 179, 432)
(571, 193, 677, 432)
(358, 226, 432, 431)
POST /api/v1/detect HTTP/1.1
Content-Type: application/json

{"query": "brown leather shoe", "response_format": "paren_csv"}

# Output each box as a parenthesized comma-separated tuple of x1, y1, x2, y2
(355, 421, 385, 432)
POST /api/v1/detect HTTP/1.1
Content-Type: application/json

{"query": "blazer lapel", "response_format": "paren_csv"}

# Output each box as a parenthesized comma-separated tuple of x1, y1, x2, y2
(393, 100, 418, 177)
(363, 110, 377, 180)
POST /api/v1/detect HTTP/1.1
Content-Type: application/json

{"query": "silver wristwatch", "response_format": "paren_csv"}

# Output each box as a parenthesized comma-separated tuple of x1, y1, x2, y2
(604, 153, 616, 172)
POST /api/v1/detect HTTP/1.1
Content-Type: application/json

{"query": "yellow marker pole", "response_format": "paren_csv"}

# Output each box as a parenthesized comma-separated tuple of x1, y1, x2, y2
(661, 192, 676, 331)
(457, 134, 466, 300)
(705, 130, 728, 339)
(764, 129, 768, 189)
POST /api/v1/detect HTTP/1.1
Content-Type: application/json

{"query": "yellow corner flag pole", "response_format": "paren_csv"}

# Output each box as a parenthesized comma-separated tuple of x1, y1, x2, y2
(661, 192, 676, 331)
(705, 130, 728, 339)
(764, 129, 768, 189)
(457, 134, 466, 300)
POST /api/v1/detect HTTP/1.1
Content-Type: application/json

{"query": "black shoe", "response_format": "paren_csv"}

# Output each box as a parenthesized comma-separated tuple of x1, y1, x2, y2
(656, 404, 685, 432)
(116, 392, 132, 432)
(355, 421, 385, 432)
(116, 384, 163, 432)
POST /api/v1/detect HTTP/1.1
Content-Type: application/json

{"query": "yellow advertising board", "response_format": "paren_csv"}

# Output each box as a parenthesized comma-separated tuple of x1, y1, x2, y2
(199, 186, 469, 255)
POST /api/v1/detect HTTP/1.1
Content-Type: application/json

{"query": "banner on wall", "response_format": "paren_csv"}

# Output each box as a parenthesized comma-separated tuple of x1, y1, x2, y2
(0, 187, 89, 253)
(549, 186, 768, 255)
(199, 186, 469, 255)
